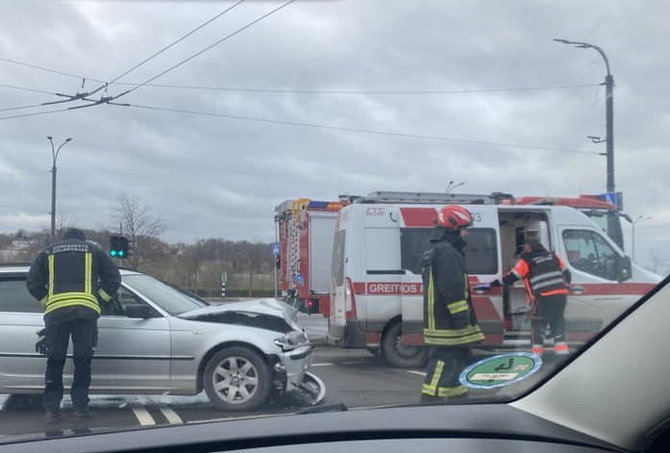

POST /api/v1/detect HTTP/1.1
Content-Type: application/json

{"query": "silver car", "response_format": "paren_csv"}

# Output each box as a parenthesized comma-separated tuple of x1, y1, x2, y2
(0, 265, 312, 411)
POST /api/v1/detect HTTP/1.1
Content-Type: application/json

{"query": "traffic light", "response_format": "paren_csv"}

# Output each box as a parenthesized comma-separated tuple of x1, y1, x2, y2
(109, 235, 130, 259)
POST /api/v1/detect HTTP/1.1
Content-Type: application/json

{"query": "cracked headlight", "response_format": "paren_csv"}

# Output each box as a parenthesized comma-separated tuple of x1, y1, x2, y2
(274, 330, 308, 350)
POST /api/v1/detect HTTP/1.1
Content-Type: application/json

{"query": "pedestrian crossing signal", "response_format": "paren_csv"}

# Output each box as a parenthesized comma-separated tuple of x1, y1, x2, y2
(109, 235, 130, 259)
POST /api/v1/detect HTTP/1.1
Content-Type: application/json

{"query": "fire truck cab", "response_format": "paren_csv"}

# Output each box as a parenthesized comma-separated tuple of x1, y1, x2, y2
(329, 192, 659, 368)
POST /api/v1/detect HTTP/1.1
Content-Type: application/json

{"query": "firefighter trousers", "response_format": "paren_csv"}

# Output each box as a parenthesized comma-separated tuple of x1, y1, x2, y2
(43, 317, 98, 412)
(421, 346, 469, 398)
(531, 294, 567, 345)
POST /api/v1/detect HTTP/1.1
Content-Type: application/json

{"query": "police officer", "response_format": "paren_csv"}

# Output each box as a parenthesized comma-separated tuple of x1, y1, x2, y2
(421, 205, 484, 403)
(27, 228, 121, 423)
(495, 239, 571, 356)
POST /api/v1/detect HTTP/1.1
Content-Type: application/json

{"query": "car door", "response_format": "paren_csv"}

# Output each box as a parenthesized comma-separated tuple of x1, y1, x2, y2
(559, 227, 635, 342)
(0, 272, 46, 391)
(93, 285, 172, 391)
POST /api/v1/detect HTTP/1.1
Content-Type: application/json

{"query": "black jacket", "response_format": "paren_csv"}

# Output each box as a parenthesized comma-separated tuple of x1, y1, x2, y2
(27, 236, 121, 319)
(422, 227, 484, 346)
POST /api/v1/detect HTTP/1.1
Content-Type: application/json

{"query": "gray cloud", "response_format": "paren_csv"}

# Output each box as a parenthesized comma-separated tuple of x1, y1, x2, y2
(1, 0, 669, 270)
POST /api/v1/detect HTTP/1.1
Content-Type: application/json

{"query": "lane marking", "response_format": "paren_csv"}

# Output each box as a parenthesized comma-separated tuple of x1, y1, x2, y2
(407, 370, 427, 376)
(132, 407, 156, 426)
(312, 362, 334, 367)
(160, 406, 183, 424)
(341, 360, 367, 365)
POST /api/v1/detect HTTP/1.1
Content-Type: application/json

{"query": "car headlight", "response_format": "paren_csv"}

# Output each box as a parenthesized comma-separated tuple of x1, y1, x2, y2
(274, 331, 309, 351)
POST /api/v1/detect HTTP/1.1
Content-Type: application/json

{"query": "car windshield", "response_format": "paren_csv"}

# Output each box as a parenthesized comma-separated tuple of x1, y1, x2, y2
(0, 0, 668, 446)
(122, 274, 206, 316)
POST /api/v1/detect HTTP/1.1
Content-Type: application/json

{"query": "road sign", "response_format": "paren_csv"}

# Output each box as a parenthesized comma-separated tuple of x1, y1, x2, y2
(272, 242, 280, 256)
(599, 192, 624, 210)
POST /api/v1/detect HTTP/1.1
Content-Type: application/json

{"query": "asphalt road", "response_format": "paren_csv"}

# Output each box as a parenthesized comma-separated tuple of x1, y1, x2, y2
(0, 313, 564, 441)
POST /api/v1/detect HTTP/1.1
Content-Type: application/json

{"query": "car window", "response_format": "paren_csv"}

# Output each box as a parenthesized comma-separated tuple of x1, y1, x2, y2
(563, 229, 619, 280)
(122, 274, 206, 315)
(0, 276, 42, 313)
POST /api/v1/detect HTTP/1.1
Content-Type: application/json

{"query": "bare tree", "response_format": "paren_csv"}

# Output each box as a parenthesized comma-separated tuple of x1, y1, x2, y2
(114, 194, 165, 269)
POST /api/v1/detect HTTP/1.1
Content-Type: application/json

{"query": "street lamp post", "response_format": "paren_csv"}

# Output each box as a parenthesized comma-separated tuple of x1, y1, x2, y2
(446, 180, 465, 193)
(47, 136, 73, 242)
(631, 215, 651, 261)
(554, 38, 615, 194)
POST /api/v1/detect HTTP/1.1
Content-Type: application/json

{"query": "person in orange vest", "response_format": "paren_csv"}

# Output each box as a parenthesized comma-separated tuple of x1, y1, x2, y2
(492, 239, 571, 356)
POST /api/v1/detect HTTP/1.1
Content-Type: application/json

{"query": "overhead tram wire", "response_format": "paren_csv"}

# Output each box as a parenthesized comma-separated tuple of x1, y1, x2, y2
(0, 0, 247, 110)
(0, 107, 71, 121)
(106, 82, 602, 95)
(108, 0, 297, 103)
(107, 0, 247, 85)
(119, 103, 600, 155)
(0, 57, 102, 83)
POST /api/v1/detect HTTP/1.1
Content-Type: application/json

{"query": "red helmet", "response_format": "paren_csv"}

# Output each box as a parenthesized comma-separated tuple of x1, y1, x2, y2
(437, 205, 473, 230)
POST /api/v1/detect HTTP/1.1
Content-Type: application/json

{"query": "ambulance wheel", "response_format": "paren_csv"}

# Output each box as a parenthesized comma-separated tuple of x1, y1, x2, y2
(381, 321, 428, 368)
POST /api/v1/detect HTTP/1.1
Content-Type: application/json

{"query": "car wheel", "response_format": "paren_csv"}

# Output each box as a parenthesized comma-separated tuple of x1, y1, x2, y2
(381, 320, 428, 368)
(204, 346, 273, 411)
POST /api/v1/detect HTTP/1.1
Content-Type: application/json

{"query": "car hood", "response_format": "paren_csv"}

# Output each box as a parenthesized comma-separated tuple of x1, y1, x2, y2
(178, 298, 301, 332)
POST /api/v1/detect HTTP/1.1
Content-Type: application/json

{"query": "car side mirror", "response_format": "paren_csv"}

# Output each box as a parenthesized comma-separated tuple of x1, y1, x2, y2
(124, 304, 154, 319)
(617, 255, 632, 282)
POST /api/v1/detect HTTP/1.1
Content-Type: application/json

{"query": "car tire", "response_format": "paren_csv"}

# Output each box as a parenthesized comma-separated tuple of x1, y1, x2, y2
(204, 346, 273, 411)
(381, 320, 428, 368)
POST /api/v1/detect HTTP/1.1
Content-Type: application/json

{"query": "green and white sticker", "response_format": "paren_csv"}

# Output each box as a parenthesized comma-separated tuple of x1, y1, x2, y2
(459, 352, 542, 389)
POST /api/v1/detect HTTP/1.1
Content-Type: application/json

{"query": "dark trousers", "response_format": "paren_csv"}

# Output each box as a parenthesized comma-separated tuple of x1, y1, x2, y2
(422, 346, 470, 398)
(43, 317, 97, 412)
(530, 294, 567, 345)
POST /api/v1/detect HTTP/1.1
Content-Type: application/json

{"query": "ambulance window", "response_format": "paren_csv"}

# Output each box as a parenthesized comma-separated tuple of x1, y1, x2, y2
(400, 228, 434, 274)
(563, 230, 619, 280)
(400, 228, 498, 275)
(332, 230, 346, 285)
(464, 228, 498, 275)
(366, 228, 401, 272)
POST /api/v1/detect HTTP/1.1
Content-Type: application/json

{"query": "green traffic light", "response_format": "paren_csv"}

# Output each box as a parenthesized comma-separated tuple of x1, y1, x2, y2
(118, 250, 125, 257)
(110, 250, 118, 257)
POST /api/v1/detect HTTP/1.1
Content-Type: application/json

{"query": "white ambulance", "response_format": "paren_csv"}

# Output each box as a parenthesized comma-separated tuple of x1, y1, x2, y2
(329, 192, 660, 368)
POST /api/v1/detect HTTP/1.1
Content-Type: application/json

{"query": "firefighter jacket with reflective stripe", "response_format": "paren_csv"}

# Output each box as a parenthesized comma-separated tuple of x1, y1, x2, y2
(503, 251, 570, 303)
(422, 229, 484, 347)
(27, 238, 121, 316)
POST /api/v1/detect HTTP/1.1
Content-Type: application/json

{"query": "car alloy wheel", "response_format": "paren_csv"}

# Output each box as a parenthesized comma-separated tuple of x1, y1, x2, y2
(204, 346, 272, 411)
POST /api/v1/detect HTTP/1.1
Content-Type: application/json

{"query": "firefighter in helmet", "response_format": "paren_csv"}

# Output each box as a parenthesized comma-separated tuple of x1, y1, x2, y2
(421, 205, 484, 403)
(493, 239, 571, 356)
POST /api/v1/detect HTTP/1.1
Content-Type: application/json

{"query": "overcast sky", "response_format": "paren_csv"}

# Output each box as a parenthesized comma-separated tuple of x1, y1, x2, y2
(1, 0, 668, 268)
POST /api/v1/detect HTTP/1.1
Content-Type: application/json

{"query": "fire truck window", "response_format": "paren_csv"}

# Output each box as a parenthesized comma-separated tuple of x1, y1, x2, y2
(563, 230, 619, 280)
(332, 230, 346, 286)
(401, 228, 497, 275)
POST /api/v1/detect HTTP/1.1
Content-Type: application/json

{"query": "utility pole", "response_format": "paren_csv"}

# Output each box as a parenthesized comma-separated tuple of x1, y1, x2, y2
(47, 136, 73, 242)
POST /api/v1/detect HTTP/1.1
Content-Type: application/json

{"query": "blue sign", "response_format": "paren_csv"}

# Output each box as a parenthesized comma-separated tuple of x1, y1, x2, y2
(294, 274, 304, 284)
(272, 242, 280, 256)
(598, 192, 624, 210)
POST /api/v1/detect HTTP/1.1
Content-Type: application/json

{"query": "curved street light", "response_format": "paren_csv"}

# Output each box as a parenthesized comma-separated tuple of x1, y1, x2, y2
(631, 215, 651, 261)
(47, 136, 73, 242)
(554, 38, 614, 194)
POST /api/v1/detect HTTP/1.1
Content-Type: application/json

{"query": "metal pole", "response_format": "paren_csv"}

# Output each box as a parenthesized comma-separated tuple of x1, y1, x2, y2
(50, 164, 57, 242)
(605, 73, 615, 193)
(47, 137, 72, 242)
(632, 221, 636, 261)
